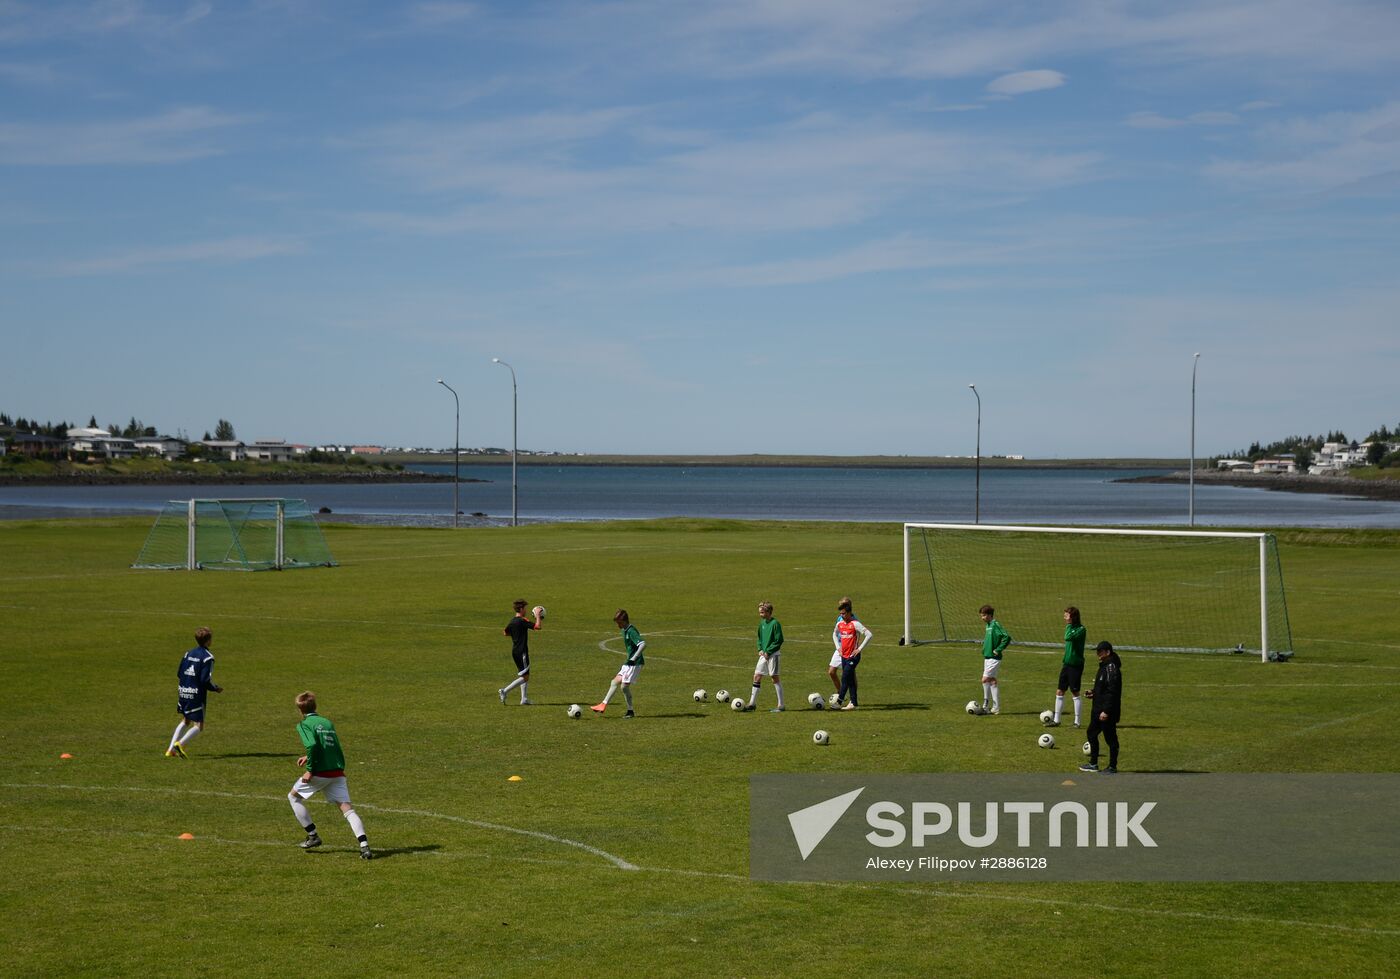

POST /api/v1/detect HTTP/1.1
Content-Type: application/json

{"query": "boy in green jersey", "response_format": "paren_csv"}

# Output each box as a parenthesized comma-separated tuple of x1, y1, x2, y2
(978, 604, 1012, 715)
(749, 601, 785, 712)
(1047, 606, 1086, 727)
(287, 691, 372, 859)
(592, 609, 645, 717)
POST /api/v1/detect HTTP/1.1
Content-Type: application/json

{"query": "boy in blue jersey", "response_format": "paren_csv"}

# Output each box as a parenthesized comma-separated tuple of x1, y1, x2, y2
(592, 609, 645, 718)
(166, 627, 223, 758)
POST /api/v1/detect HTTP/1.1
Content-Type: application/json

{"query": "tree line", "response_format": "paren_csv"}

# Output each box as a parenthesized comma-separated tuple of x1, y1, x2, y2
(1223, 421, 1400, 471)
(1, 411, 236, 443)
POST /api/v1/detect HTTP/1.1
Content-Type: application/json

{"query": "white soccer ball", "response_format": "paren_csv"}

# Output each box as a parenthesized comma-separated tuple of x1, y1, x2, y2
(566, 704, 582, 719)
(731, 697, 746, 712)
(1040, 709, 1055, 724)
(828, 692, 841, 709)
(1038, 732, 1055, 749)
(693, 689, 707, 702)
(1082, 741, 1093, 756)
(965, 700, 981, 715)
(533, 605, 546, 619)
(813, 730, 830, 745)
(716, 689, 731, 703)
(807, 692, 824, 709)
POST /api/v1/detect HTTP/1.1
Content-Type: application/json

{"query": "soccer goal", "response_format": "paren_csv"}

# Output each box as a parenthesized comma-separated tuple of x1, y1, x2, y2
(133, 499, 337, 571)
(903, 523, 1292, 661)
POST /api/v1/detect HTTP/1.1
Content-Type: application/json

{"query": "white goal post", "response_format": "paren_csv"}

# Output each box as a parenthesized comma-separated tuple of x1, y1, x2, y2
(132, 498, 337, 571)
(902, 523, 1293, 661)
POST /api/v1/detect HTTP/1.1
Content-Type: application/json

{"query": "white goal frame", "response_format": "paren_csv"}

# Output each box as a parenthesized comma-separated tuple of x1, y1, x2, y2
(903, 523, 1282, 662)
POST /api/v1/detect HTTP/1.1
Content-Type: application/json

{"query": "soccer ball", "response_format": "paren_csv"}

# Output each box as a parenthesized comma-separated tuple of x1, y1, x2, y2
(1038, 732, 1055, 749)
(807, 692, 824, 709)
(716, 689, 731, 703)
(1082, 741, 1093, 756)
(1039, 710, 1055, 724)
(566, 704, 582, 719)
(693, 689, 707, 702)
(828, 692, 840, 709)
(965, 700, 982, 716)
(731, 697, 746, 712)
(813, 730, 830, 745)
(533, 605, 546, 619)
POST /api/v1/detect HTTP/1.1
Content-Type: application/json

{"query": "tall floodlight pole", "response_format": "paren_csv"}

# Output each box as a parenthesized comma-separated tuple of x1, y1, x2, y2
(436, 378, 460, 529)
(1190, 352, 1200, 527)
(969, 384, 982, 524)
(492, 358, 518, 527)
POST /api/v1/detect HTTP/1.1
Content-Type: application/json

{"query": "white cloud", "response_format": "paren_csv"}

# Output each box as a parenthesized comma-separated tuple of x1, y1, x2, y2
(986, 69, 1066, 96)
(1204, 101, 1400, 191)
(32, 235, 304, 276)
(0, 106, 251, 165)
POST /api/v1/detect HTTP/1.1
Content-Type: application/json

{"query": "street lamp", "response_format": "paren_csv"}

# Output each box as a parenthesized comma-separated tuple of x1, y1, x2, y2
(968, 383, 981, 524)
(436, 378, 460, 529)
(492, 358, 518, 527)
(1189, 352, 1200, 527)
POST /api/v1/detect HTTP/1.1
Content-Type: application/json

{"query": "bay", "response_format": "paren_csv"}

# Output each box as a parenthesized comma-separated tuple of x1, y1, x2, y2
(2, 465, 1400, 528)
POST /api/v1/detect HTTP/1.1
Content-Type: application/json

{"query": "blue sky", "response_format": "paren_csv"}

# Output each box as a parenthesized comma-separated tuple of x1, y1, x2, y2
(2, 1, 1398, 456)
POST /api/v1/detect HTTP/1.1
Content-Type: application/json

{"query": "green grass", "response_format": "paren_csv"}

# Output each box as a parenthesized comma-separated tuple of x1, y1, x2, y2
(2, 518, 1398, 977)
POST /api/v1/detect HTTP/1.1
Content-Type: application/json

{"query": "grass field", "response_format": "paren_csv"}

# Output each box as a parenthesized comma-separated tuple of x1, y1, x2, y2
(2, 517, 1399, 977)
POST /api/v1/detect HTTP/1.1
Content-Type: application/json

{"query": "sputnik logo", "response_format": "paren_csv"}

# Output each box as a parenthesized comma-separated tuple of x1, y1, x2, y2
(787, 787, 864, 860)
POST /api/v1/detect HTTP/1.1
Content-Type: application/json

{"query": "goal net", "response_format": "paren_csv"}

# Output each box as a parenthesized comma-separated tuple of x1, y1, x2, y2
(903, 523, 1292, 660)
(133, 499, 337, 571)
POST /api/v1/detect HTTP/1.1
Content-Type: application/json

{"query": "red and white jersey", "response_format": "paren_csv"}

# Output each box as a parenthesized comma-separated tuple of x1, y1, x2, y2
(833, 617, 871, 658)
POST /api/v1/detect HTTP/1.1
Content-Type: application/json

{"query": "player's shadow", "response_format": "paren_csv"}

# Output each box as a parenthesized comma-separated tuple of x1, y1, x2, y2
(307, 844, 443, 860)
(1116, 725, 1166, 730)
(861, 703, 931, 711)
(205, 752, 290, 759)
(644, 711, 708, 719)
(1131, 769, 1210, 774)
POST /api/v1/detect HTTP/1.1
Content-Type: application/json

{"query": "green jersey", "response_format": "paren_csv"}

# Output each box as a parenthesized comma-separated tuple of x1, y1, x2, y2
(982, 620, 1011, 660)
(757, 618, 784, 654)
(297, 713, 346, 774)
(1063, 624, 1086, 667)
(621, 623, 645, 665)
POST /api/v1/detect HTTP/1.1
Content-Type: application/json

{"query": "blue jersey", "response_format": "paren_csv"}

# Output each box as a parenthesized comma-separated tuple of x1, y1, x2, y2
(177, 647, 217, 715)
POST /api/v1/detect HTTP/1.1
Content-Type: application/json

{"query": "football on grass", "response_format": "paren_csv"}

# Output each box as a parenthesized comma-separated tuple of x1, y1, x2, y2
(807, 692, 824, 709)
(965, 700, 981, 715)
(1038, 732, 1055, 749)
(813, 730, 830, 745)
(716, 689, 731, 703)
(731, 698, 746, 712)
(693, 689, 707, 702)
(567, 704, 582, 719)
(1040, 709, 1054, 724)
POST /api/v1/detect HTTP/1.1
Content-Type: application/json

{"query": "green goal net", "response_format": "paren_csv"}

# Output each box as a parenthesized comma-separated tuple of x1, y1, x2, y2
(133, 499, 337, 571)
(903, 523, 1293, 660)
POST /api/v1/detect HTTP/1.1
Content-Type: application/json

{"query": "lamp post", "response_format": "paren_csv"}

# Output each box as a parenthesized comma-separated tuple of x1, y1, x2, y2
(492, 358, 518, 527)
(1189, 352, 1200, 527)
(968, 383, 981, 524)
(436, 378, 459, 529)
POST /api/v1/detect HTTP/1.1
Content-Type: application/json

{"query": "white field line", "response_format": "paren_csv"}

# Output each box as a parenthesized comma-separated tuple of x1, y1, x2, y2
(0, 783, 637, 871)
(5, 778, 1394, 941)
(6, 783, 1395, 938)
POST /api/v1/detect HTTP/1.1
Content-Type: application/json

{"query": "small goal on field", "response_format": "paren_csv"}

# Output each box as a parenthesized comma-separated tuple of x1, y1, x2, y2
(133, 498, 337, 571)
(902, 523, 1292, 661)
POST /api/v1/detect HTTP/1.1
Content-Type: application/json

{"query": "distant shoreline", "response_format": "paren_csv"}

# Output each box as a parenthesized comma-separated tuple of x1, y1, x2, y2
(386, 453, 1187, 470)
(0, 468, 467, 487)
(1121, 470, 1400, 501)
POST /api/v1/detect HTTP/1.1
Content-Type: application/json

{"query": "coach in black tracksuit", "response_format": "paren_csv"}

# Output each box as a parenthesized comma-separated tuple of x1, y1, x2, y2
(1083, 641, 1122, 773)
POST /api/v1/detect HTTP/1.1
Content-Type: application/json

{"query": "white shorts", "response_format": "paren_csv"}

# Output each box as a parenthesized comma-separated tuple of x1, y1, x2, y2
(981, 657, 1002, 680)
(615, 662, 643, 684)
(754, 652, 780, 676)
(289, 774, 351, 805)
(830, 650, 848, 669)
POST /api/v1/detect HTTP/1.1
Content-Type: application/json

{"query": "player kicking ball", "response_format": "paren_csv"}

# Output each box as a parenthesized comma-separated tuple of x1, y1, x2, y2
(592, 609, 644, 718)
(498, 599, 543, 706)
(287, 691, 373, 860)
(166, 627, 222, 758)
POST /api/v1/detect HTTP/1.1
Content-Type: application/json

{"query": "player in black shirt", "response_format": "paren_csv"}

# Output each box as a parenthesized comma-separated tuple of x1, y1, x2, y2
(1080, 640, 1123, 773)
(498, 599, 543, 706)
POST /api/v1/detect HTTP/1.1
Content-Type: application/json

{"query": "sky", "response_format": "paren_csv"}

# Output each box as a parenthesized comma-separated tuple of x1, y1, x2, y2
(2, 0, 1398, 457)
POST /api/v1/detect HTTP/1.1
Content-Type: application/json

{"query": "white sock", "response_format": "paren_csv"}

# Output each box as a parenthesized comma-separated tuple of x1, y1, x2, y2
(991, 686, 1000, 710)
(1073, 696, 1082, 724)
(503, 676, 526, 694)
(603, 681, 618, 705)
(750, 683, 761, 707)
(981, 682, 991, 707)
(289, 794, 312, 829)
(344, 809, 366, 840)
(178, 725, 201, 746)
(1054, 694, 1064, 722)
(774, 683, 784, 709)
(168, 721, 187, 751)
(519, 681, 529, 702)
(623, 686, 634, 709)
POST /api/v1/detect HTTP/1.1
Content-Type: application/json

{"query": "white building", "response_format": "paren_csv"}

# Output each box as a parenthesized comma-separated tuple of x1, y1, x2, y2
(65, 428, 138, 459)
(199, 440, 245, 461)
(245, 440, 300, 462)
(1252, 456, 1297, 475)
(132, 435, 187, 460)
